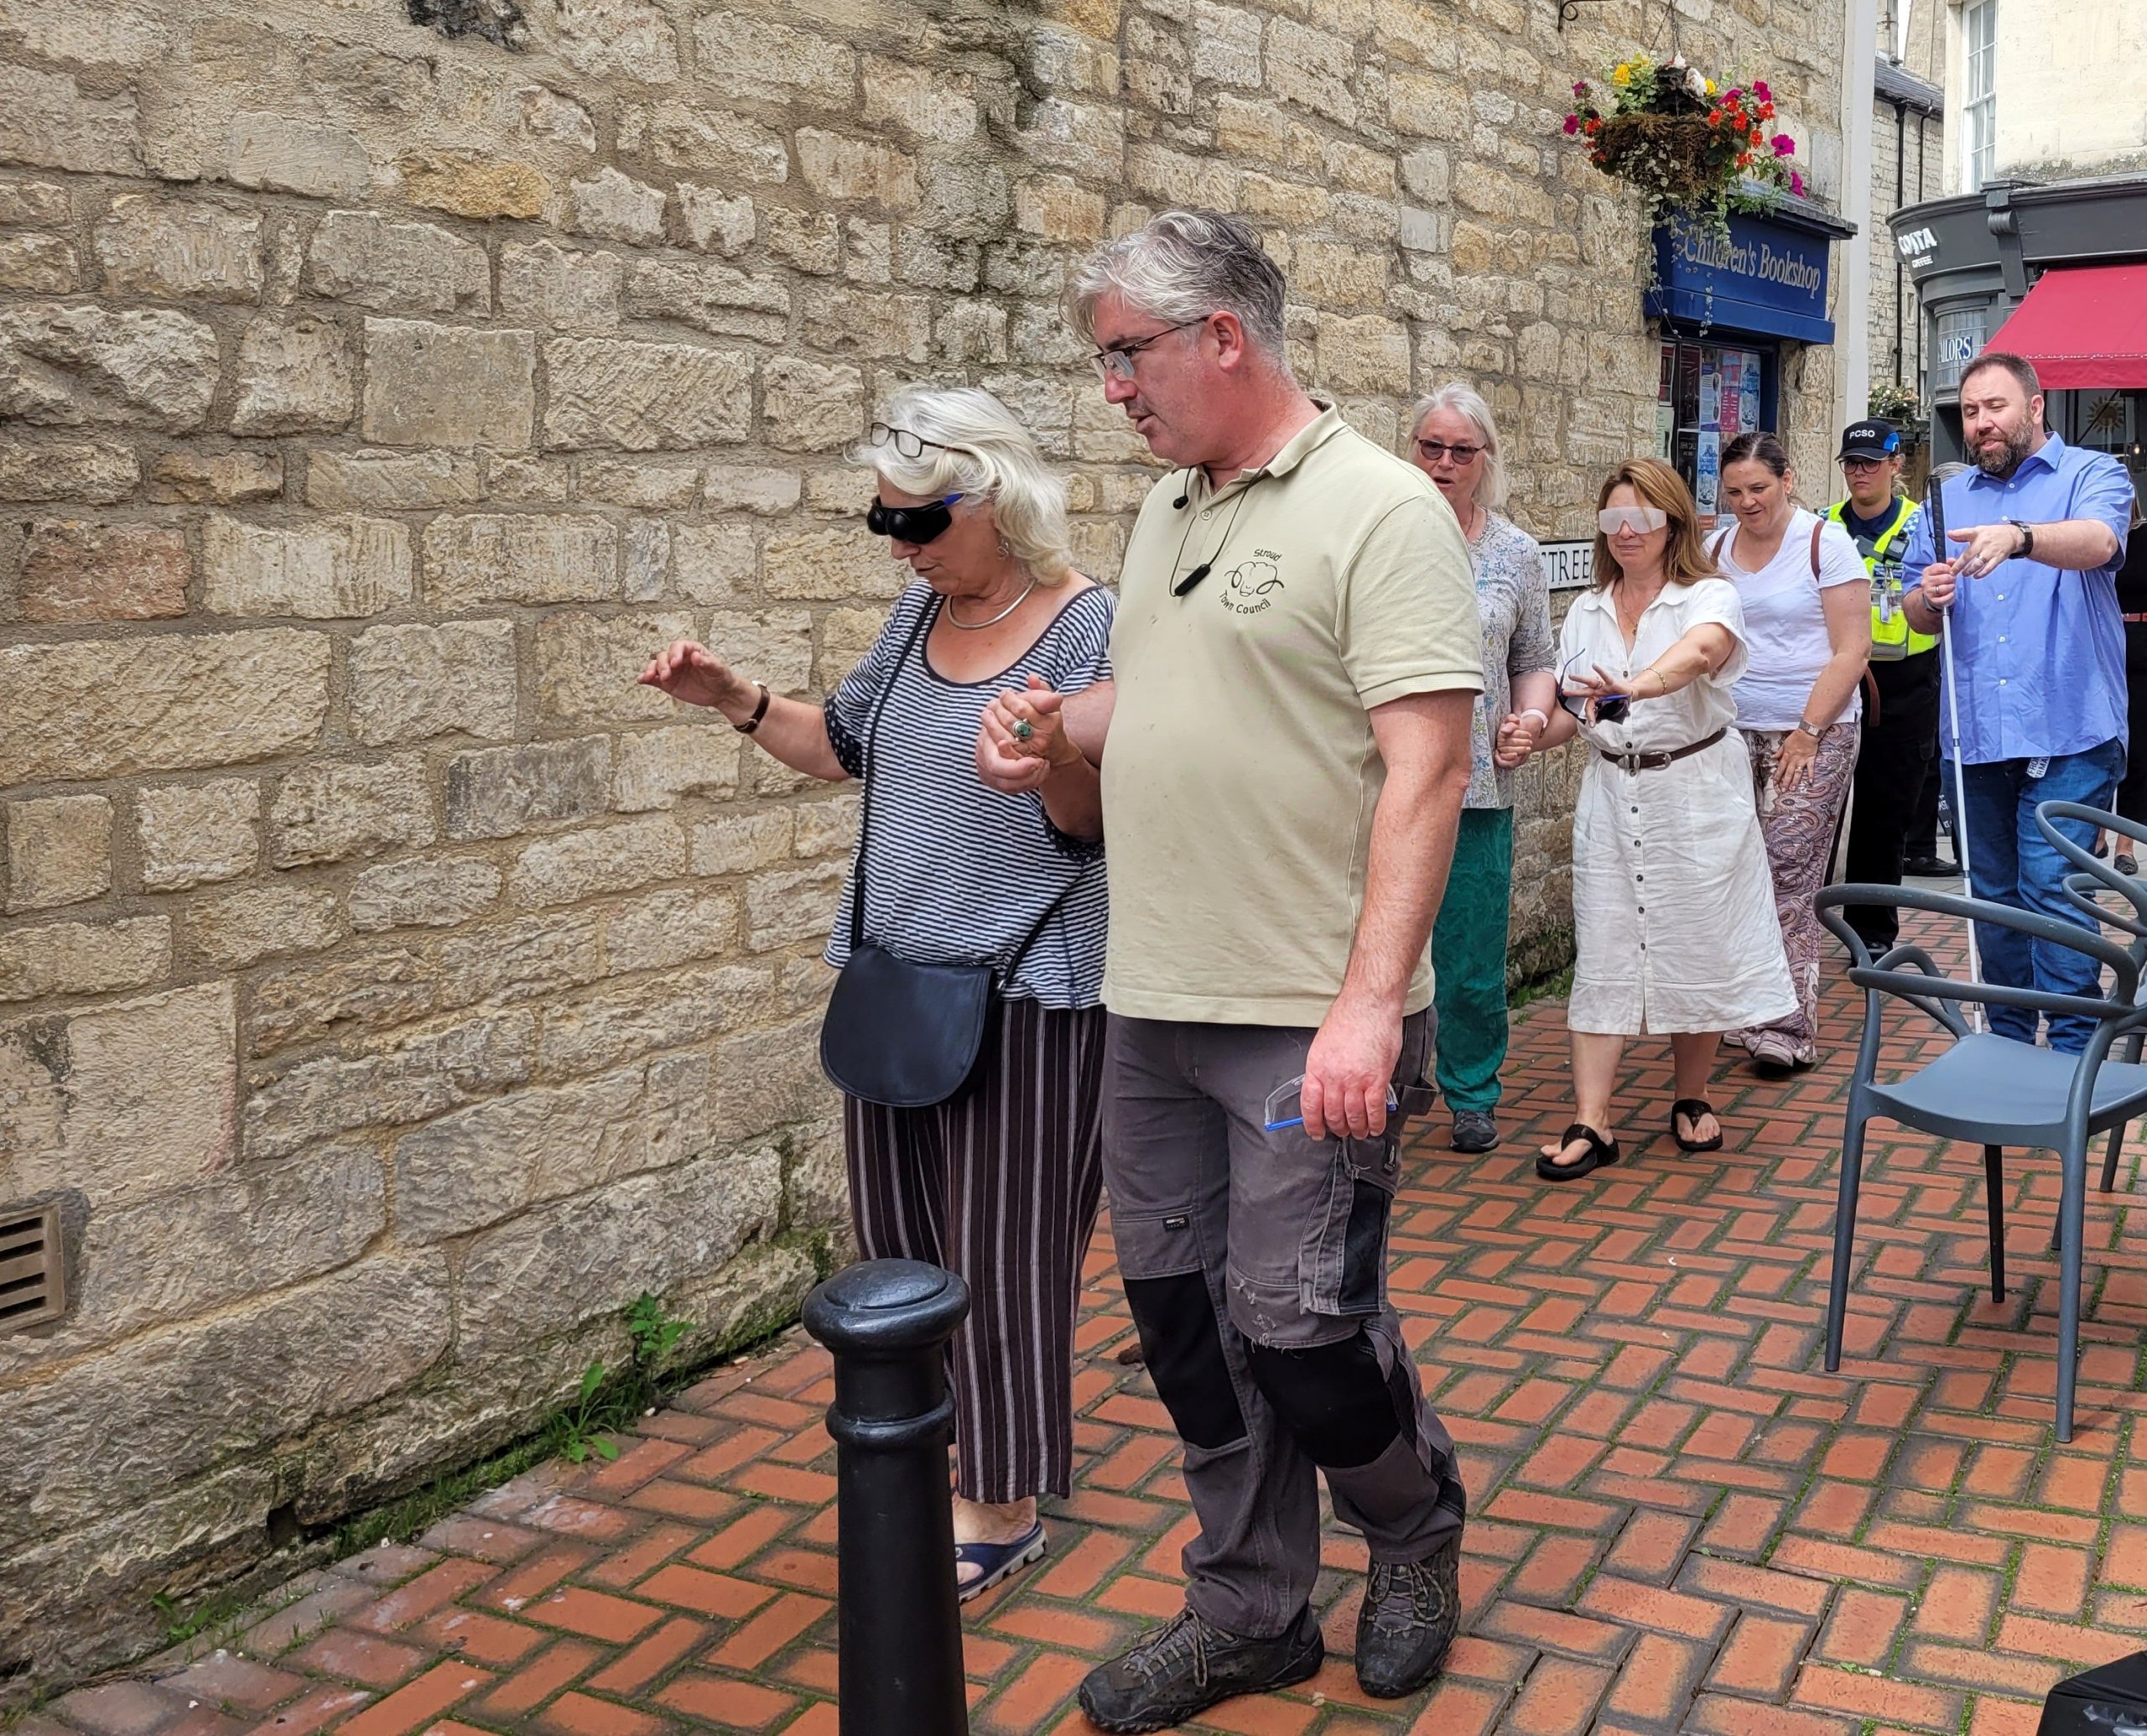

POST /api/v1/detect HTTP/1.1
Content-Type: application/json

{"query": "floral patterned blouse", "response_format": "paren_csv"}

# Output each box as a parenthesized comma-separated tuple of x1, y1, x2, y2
(1462, 512, 1556, 810)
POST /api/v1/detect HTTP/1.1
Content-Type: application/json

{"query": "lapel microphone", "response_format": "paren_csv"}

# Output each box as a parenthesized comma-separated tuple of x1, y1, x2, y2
(1172, 469, 1191, 509)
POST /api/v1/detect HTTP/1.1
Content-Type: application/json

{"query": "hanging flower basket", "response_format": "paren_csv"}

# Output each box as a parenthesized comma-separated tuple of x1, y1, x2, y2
(1564, 54, 1804, 242)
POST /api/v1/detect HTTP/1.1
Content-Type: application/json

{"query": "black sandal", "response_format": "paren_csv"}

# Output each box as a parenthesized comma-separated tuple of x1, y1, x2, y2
(1536, 1122, 1619, 1182)
(1671, 1099, 1723, 1152)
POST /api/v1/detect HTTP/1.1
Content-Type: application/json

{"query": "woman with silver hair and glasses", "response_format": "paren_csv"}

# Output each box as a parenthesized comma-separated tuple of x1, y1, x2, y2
(1406, 385, 1556, 1154)
(641, 385, 1113, 1603)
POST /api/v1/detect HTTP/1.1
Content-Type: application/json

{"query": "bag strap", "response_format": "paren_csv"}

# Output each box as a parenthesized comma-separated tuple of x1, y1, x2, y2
(1708, 524, 1734, 565)
(1809, 517, 1823, 580)
(998, 859, 1094, 985)
(849, 594, 937, 952)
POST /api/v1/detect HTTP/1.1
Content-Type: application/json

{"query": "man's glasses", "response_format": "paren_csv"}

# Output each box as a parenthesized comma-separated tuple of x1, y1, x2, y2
(1089, 319, 1204, 382)
(866, 493, 965, 543)
(1415, 439, 1484, 464)
(868, 423, 966, 460)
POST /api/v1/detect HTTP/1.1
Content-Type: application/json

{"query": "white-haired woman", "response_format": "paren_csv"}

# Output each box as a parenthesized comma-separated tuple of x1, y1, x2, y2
(1406, 385, 1557, 1154)
(642, 386, 1113, 1603)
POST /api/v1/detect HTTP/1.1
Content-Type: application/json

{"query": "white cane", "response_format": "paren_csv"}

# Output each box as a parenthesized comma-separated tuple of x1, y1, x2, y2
(1926, 472, 1985, 1029)
(1938, 609, 1985, 1028)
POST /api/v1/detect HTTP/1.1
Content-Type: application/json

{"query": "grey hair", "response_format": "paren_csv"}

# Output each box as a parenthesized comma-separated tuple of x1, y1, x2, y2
(1068, 209, 1289, 358)
(849, 385, 1074, 585)
(1407, 383, 1510, 512)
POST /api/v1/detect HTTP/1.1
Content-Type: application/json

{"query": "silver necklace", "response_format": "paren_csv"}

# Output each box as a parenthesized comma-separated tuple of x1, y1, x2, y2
(944, 578, 1036, 630)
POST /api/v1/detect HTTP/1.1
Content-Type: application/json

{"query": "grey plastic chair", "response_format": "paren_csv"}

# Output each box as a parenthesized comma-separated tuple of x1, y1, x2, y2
(2042, 801, 2147, 1195)
(1815, 862, 2147, 1442)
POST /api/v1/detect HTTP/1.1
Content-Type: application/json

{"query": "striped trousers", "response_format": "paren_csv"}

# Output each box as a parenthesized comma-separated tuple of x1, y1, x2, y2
(842, 995, 1107, 1504)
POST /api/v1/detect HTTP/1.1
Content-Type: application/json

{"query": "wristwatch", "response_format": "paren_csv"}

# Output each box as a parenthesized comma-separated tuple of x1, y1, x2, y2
(1795, 720, 1823, 741)
(2006, 518, 2036, 560)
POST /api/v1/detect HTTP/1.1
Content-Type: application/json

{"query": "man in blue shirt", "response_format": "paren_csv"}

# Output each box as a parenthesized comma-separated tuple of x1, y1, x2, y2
(1902, 351, 2134, 1051)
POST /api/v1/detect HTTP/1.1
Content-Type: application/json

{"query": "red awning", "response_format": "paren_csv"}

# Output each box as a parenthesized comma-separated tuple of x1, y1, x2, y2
(1986, 263, 2147, 390)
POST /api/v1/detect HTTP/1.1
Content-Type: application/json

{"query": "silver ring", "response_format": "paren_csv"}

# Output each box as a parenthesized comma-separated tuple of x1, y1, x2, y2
(1011, 718, 1034, 741)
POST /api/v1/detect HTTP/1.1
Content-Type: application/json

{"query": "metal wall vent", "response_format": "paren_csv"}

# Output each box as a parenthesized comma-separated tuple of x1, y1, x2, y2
(0, 1204, 65, 1336)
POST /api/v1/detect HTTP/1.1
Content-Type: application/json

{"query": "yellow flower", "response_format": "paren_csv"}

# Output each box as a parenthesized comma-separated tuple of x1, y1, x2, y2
(1613, 63, 1632, 85)
(1706, 78, 1717, 94)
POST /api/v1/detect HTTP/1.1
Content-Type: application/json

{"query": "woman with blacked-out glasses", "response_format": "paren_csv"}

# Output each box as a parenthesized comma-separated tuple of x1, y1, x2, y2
(640, 385, 1112, 1605)
(1495, 458, 1793, 1182)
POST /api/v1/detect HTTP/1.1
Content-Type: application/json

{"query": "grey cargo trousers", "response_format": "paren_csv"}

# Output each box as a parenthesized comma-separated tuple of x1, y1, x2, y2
(1101, 1009, 1468, 1640)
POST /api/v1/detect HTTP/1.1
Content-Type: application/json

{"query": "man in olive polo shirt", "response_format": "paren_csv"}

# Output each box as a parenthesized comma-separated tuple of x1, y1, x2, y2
(978, 211, 1484, 1731)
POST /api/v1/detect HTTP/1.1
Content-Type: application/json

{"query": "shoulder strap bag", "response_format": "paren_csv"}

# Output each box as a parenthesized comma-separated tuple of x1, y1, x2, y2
(819, 597, 1089, 1109)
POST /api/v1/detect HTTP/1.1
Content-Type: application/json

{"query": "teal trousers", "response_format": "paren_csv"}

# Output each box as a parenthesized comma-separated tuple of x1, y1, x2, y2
(1430, 805, 1513, 1114)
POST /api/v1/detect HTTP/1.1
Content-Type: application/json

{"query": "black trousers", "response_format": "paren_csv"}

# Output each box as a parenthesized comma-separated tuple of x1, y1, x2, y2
(1843, 650, 1943, 949)
(2118, 626, 2147, 826)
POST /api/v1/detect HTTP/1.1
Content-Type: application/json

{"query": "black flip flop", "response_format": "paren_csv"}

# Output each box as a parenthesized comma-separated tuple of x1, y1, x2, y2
(1671, 1098, 1723, 1152)
(1536, 1122, 1619, 1182)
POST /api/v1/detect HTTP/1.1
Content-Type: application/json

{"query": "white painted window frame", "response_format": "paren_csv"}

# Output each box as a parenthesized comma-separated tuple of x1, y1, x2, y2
(1962, 0, 1997, 190)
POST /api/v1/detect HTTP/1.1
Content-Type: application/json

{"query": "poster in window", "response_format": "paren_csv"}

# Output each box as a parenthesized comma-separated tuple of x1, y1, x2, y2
(1718, 352, 1742, 435)
(1696, 431, 1720, 517)
(1676, 345, 1701, 429)
(1738, 351, 1762, 433)
(1656, 398, 1674, 462)
(1699, 357, 1721, 432)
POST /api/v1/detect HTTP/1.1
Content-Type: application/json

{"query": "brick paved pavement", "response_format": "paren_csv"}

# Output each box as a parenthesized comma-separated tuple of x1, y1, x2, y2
(29, 916, 2147, 1736)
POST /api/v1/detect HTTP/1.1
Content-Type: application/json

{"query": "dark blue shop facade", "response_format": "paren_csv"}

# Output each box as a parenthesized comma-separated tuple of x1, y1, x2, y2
(1643, 201, 1857, 527)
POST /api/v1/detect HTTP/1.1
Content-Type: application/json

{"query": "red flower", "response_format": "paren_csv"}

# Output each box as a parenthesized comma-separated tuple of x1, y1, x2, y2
(1772, 133, 1795, 156)
(1754, 79, 1772, 100)
(1564, 113, 1580, 134)
(1791, 169, 1806, 196)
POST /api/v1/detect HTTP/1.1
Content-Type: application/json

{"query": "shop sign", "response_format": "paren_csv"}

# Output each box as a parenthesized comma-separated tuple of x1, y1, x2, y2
(1645, 212, 1837, 344)
(1934, 307, 1988, 392)
(1896, 224, 1938, 269)
(1541, 539, 1594, 591)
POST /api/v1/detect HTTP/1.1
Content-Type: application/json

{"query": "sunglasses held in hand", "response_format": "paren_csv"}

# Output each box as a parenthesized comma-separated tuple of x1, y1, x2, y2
(1557, 652, 1630, 726)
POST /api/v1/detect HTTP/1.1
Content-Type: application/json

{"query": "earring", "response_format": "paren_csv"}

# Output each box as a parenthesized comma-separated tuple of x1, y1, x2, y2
(997, 536, 1011, 558)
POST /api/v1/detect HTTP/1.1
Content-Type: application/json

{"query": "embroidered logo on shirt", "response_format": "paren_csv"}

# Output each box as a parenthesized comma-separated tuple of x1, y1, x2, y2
(1220, 558, 1284, 615)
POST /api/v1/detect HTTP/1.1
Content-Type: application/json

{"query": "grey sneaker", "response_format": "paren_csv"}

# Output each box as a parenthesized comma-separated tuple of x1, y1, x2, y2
(1449, 1110, 1500, 1153)
(1355, 1539, 1462, 1698)
(1077, 1604, 1323, 1733)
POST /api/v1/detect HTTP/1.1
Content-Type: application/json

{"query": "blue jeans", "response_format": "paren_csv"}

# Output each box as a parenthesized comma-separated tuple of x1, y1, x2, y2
(1957, 738, 2124, 1053)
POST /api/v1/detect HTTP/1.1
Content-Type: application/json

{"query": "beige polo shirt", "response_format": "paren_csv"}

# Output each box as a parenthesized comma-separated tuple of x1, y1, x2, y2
(1102, 403, 1483, 1025)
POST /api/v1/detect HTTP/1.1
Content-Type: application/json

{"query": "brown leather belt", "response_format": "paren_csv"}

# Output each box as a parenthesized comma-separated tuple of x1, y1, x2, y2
(2124, 612, 2147, 624)
(1597, 727, 1727, 774)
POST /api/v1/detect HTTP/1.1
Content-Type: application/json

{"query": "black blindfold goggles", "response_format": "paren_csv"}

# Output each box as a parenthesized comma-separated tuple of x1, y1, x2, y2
(865, 492, 965, 544)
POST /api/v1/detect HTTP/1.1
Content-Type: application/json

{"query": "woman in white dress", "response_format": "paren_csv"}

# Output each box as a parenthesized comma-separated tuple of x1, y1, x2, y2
(1496, 458, 1795, 1180)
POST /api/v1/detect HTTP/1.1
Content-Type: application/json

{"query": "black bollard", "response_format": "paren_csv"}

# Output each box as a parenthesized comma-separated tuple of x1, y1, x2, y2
(802, 1258, 971, 1736)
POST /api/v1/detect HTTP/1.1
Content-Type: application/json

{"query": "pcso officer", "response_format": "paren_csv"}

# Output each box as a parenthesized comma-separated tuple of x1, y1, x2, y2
(1832, 418, 1941, 951)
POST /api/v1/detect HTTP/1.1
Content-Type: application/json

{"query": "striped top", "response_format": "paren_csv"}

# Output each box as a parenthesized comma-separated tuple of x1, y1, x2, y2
(822, 581, 1114, 1010)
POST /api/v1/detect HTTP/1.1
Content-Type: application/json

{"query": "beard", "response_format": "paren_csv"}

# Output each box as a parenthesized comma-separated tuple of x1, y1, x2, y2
(1973, 420, 2035, 478)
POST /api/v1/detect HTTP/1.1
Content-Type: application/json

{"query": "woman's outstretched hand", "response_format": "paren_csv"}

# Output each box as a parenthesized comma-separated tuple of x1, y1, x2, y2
(640, 639, 746, 713)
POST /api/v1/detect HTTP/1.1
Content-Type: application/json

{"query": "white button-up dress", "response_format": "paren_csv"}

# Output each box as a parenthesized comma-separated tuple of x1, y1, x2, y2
(1562, 577, 1796, 1035)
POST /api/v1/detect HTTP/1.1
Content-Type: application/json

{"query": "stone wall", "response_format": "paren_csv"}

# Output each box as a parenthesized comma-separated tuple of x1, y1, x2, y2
(0, 0, 1845, 1689)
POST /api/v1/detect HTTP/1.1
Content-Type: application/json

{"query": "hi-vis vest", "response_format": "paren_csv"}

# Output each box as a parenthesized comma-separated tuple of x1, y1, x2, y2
(1828, 496, 1936, 661)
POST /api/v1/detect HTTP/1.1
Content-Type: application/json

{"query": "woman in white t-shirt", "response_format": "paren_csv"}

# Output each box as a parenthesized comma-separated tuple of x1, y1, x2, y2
(1708, 433, 1873, 1074)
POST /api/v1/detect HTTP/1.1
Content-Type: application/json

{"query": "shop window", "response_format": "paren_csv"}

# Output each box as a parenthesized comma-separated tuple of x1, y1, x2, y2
(1932, 306, 1986, 398)
(1962, 0, 1996, 192)
(1657, 337, 1774, 528)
